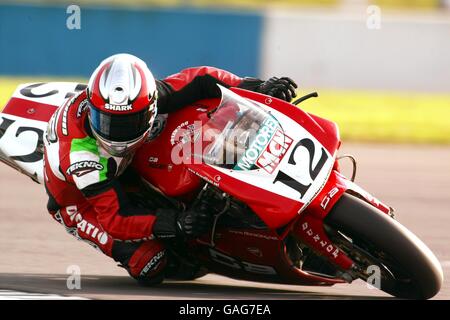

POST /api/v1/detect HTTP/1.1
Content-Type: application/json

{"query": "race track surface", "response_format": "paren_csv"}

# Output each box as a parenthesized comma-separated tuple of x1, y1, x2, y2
(0, 143, 449, 300)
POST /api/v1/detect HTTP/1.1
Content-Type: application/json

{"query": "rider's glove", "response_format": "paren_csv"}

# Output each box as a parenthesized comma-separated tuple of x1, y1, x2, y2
(177, 208, 213, 238)
(256, 77, 298, 102)
(153, 206, 213, 239)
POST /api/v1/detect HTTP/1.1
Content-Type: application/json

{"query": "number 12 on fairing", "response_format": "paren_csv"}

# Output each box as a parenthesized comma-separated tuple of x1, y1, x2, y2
(273, 138, 329, 199)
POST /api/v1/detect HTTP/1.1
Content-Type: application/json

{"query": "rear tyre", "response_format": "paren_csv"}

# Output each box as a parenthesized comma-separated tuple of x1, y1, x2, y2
(325, 193, 443, 299)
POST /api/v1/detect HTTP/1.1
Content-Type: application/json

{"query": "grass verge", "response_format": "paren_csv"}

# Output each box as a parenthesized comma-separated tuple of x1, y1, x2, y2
(1, 76, 449, 144)
(298, 89, 450, 144)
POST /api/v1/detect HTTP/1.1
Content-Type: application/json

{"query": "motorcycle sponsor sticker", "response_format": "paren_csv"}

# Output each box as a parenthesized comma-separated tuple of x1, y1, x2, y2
(187, 168, 220, 187)
(320, 187, 340, 210)
(170, 121, 201, 146)
(234, 116, 292, 173)
(171, 121, 188, 146)
(66, 161, 104, 177)
(300, 222, 340, 259)
(256, 129, 293, 174)
(234, 117, 279, 171)
(209, 248, 276, 275)
(228, 230, 278, 241)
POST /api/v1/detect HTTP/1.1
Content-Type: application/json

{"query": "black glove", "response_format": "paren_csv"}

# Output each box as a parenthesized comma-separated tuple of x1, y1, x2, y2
(177, 208, 213, 238)
(256, 77, 298, 102)
(153, 207, 213, 239)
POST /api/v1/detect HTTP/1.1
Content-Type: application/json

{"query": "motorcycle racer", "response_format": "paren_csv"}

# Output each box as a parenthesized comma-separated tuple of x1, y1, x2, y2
(43, 53, 298, 284)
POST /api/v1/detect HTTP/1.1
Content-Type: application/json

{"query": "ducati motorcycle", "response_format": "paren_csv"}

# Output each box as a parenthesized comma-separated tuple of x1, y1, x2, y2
(0, 82, 443, 299)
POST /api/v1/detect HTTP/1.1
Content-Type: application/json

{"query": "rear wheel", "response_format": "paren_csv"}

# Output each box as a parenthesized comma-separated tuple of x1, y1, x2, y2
(324, 193, 443, 299)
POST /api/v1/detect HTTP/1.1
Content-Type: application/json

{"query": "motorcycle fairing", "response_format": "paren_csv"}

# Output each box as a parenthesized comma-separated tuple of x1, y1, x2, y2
(289, 169, 392, 272)
(192, 228, 346, 286)
(185, 87, 340, 229)
(2, 82, 85, 122)
(0, 114, 47, 183)
(0, 82, 82, 183)
(0, 82, 397, 286)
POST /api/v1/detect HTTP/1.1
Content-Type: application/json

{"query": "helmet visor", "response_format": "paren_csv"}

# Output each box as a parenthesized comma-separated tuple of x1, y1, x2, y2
(89, 103, 155, 142)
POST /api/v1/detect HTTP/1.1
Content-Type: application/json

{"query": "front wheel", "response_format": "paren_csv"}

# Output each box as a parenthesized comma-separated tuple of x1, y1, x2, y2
(325, 193, 443, 299)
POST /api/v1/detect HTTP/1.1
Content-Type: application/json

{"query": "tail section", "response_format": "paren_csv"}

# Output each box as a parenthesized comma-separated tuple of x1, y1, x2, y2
(0, 82, 85, 183)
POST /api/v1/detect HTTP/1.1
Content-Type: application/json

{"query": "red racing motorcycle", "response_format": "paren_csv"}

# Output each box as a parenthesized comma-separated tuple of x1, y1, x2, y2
(0, 82, 443, 299)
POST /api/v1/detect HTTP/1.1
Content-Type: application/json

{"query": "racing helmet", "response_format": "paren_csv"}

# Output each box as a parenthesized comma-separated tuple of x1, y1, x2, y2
(86, 53, 158, 157)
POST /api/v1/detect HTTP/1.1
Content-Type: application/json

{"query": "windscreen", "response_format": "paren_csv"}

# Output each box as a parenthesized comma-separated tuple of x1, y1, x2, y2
(203, 86, 290, 172)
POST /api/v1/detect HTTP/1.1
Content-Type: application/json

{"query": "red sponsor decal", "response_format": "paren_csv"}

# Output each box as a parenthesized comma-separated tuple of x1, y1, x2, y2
(256, 129, 293, 174)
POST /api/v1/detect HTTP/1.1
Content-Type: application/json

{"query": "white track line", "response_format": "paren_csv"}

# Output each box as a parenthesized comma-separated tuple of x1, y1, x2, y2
(440, 261, 450, 268)
(0, 290, 87, 300)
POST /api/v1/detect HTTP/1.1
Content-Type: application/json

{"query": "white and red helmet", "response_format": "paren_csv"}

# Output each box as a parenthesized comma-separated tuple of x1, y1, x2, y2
(87, 53, 158, 157)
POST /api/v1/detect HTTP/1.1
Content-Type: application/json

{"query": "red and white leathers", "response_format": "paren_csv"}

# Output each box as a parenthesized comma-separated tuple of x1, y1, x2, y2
(43, 66, 264, 282)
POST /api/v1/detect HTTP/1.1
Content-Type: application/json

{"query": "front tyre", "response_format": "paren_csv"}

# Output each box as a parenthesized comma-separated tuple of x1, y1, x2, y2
(325, 193, 443, 299)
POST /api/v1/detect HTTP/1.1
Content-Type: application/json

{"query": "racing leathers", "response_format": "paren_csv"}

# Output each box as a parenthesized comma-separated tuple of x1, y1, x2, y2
(43, 66, 297, 283)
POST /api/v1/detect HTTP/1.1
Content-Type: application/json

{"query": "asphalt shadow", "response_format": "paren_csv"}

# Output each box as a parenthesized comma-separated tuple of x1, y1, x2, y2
(0, 273, 394, 300)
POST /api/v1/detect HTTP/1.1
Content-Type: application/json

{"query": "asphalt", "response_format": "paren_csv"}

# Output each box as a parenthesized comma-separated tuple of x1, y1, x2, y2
(0, 143, 449, 299)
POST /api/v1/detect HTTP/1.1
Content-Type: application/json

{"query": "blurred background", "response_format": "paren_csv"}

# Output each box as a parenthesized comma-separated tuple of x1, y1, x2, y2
(0, 1, 450, 300)
(0, 0, 449, 144)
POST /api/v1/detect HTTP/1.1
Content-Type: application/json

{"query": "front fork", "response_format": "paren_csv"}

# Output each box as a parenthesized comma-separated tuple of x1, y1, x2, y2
(285, 163, 393, 281)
